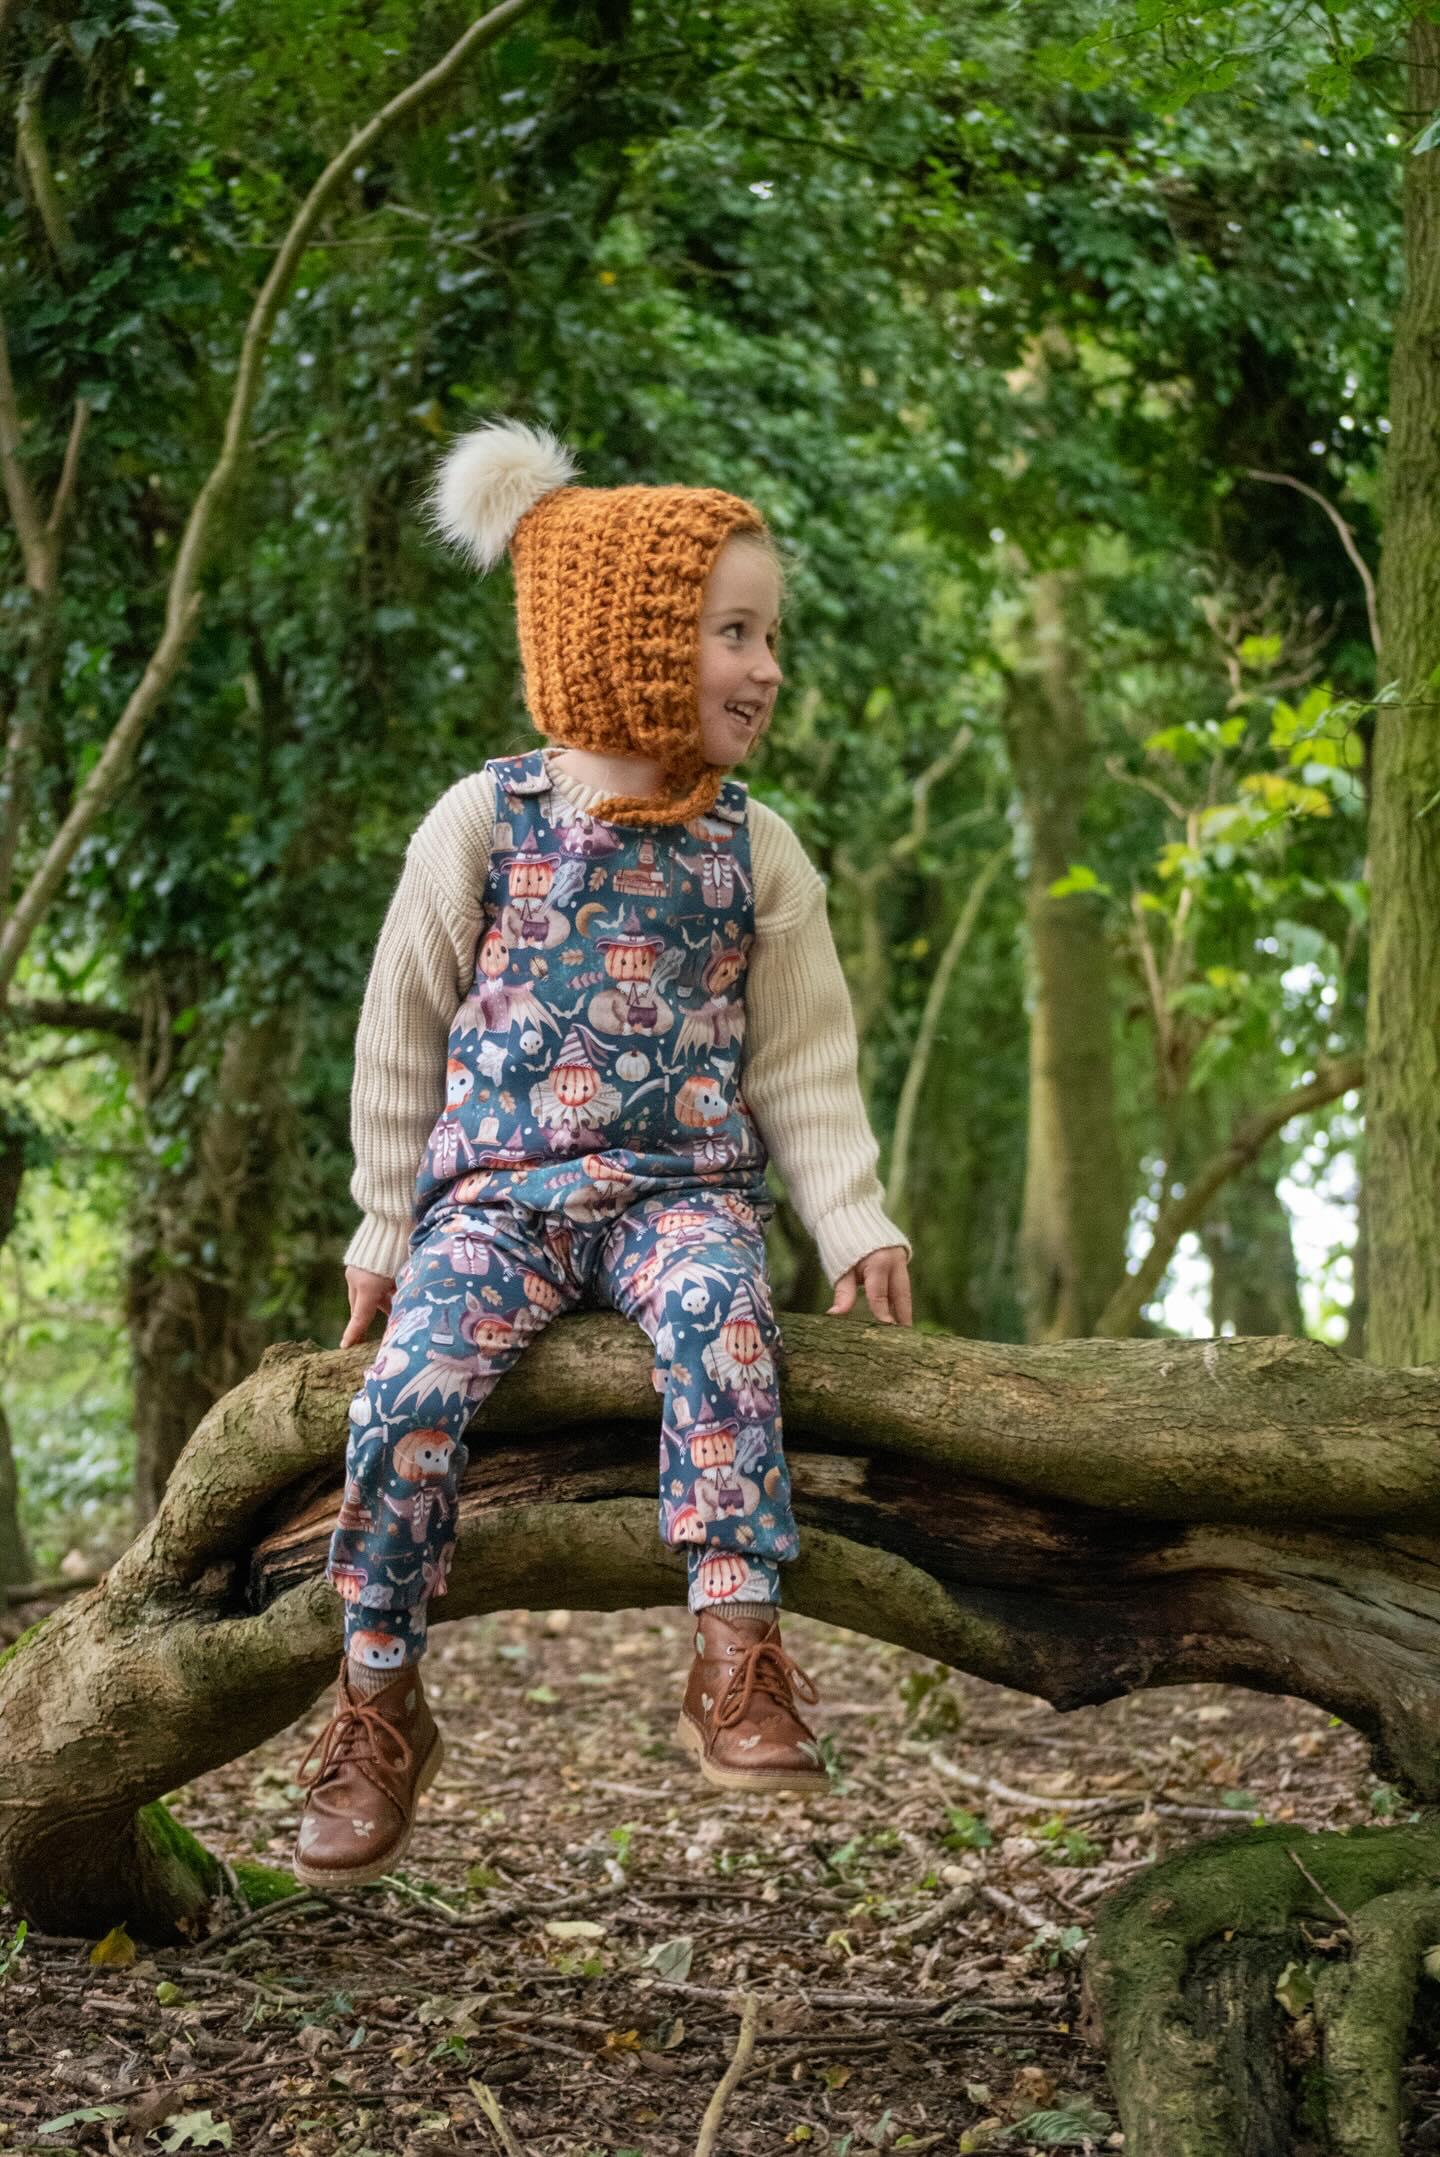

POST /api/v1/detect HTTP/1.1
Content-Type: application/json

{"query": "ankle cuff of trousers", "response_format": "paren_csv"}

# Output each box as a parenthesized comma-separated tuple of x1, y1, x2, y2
(688, 1555, 781, 1614)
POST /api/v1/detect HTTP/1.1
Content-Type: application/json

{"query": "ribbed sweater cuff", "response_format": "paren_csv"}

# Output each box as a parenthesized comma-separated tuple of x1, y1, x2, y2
(344, 1213, 413, 1281)
(814, 1201, 913, 1287)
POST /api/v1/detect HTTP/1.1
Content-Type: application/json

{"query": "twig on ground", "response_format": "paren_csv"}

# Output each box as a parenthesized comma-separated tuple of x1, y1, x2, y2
(916, 1743, 1267, 1823)
(190, 1892, 332, 1957)
(979, 1881, 1051, 1932)
(470, 2079, 529, 2157)
(695, 1991, 761, 2157)
(888, 1884, 978, 1942)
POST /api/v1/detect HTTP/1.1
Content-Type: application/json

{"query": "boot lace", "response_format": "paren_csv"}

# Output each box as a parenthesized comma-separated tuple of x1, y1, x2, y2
(296, 1692, 416, 1805)
(716, 1636, 820, 1730)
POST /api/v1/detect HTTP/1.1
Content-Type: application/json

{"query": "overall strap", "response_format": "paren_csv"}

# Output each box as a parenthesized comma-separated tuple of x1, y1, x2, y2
(486, 747, 552, 797)
(708, 776, 748, 825)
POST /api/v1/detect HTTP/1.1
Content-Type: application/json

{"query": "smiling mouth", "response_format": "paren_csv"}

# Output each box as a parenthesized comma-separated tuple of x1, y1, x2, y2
(724, 702, 763, 725)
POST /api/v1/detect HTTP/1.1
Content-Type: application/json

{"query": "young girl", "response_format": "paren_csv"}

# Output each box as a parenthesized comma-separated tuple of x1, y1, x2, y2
(294, 420, 913, 1889)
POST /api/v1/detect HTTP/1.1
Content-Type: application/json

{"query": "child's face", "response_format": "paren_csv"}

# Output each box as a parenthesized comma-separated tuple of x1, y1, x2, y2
(697, 536, 784, 767)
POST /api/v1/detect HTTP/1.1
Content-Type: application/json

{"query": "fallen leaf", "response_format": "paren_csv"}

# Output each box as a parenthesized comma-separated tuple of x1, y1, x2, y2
(88, 1924, 135, 1968)
(642, 1935, 693, 1981)
(157, 2109, 233, 2151)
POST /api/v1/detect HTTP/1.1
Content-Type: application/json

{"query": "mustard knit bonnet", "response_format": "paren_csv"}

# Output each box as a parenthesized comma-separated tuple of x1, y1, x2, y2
(425, 416, 773, 828)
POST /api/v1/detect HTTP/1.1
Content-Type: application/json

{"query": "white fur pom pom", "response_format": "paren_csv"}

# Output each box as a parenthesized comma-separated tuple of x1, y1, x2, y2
(424, 417, 581, 572)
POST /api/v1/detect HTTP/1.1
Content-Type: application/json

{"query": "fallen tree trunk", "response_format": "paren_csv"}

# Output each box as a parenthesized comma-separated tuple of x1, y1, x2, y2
(3, 1317, 1440, 1936)
(7, 1318, 1440, 2150)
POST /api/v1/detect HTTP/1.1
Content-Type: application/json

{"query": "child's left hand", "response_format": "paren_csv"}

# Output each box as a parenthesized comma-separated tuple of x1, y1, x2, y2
(827, 1246, 913, 1327)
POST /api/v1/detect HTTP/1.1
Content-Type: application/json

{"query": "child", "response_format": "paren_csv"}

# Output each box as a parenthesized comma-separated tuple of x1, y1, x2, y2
(294, 419, 913, 1889)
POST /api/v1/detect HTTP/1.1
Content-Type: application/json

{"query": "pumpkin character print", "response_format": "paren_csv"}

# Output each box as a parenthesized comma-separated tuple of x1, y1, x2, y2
(498, 827, 587, 951)
(701, 1277, 778, 1421)
(693, 1550, 768, 1605)
(687, 1404, 762, 1523)
(663, 1498, 708, 1547)
(676, 1070, 748, 1171)
(381, 1428, 462, 1546)
(674, 932, 750, 1054)
(530, 1023, 628, 1150)
(585, 911, 685, 1039)
(454, 924, 561, 1049)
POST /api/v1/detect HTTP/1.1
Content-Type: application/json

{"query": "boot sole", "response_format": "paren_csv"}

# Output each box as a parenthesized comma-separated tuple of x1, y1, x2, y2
(674, 1710, 829, 1795)
(292, 1726, 446, 1891)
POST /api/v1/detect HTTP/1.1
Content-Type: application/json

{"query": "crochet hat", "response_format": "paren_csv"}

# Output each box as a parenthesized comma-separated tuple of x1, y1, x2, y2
(424, 416, 772, 827)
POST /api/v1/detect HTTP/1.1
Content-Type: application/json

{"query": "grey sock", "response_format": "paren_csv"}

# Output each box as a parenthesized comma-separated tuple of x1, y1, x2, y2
(345, 1653, 412, 1698)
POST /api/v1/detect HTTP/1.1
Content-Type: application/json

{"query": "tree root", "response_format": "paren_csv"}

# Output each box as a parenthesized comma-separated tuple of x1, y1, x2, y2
(1083, 1818, 1440, 2157)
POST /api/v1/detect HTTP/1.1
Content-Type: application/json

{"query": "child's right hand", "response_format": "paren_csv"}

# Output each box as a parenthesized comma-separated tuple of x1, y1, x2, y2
(341, 1267, 396, 1349)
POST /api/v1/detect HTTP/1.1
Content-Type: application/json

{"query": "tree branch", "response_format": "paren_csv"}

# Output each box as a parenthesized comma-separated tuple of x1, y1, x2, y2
(0, 0, 541, 1003)
(1094, 1055, 1364, 1338)
(884, 839, 1010, 1222)
(1243, 468, 1381, 663)
(4, 997, 142, 1040)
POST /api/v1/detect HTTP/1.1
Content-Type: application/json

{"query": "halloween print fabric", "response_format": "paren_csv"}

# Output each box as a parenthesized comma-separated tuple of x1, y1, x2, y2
(326, 750, 799, 1669)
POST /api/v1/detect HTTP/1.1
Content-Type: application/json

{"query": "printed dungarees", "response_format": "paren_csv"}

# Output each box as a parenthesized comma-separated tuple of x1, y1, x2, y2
(326, 749, 800, 1673)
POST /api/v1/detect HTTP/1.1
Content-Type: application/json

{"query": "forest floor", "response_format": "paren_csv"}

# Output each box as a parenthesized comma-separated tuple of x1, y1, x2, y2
(2, 1601, 1438, 2157)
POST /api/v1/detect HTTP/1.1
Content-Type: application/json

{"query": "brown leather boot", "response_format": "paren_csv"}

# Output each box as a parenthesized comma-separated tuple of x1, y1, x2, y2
(292, 1652, 445, 1888)
(675, 1605, 828, 1795)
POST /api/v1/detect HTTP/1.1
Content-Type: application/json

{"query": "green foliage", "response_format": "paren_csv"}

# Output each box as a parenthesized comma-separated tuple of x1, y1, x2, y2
(2, 0, 1385, 1398)
(941, 1805, 994, 1852)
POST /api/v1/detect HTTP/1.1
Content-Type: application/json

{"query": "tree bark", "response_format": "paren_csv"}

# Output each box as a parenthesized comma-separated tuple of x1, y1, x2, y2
(125, 981, 296, 1518)
(1367, 12, 1440, 1365)
(1001, 576, 1130, 1338)
(1083, 1817, 1440, 2157)
(0, 1115, 33, 1590)
(6, 1319, 1440, 1943)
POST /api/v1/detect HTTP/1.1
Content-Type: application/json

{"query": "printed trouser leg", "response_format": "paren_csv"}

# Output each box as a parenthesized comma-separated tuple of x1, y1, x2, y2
(596, 1187, 798, 1613)
(326, 1199, 580, 1674)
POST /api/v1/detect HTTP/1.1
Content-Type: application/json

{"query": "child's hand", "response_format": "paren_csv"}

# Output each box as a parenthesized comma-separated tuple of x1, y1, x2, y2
(826, 1246, 913, 1327)
(342, 1267, 396, 1349)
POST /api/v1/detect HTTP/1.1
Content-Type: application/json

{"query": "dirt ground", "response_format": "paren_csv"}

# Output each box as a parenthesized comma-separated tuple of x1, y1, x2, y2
(3, 1602, 1438, 2155)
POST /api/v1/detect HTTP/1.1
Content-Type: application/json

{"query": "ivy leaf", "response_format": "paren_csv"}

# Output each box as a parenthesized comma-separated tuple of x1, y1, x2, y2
(1274, 1959, 1316, 2018)
(157, 2110, 233, 2151)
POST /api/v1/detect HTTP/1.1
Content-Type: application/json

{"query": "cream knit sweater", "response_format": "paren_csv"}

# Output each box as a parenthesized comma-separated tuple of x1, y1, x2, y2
(344, 747, 912, 1287)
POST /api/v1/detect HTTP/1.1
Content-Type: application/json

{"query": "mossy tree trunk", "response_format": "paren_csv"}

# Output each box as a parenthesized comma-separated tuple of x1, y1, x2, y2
(124, 965, 296, 1519)
(1367, 11, 1440, 1368)
(1084, 1819, 1440, 2157)
(0, 1116, 33, 1590)
(1000, 574, 1131, 1341)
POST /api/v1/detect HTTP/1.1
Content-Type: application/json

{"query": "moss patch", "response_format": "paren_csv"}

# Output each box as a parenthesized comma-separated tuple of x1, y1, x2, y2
(232, 1860, 302, 1907)
(137, 1800, 222, 1897)
(0, 1616, 52, 1676)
